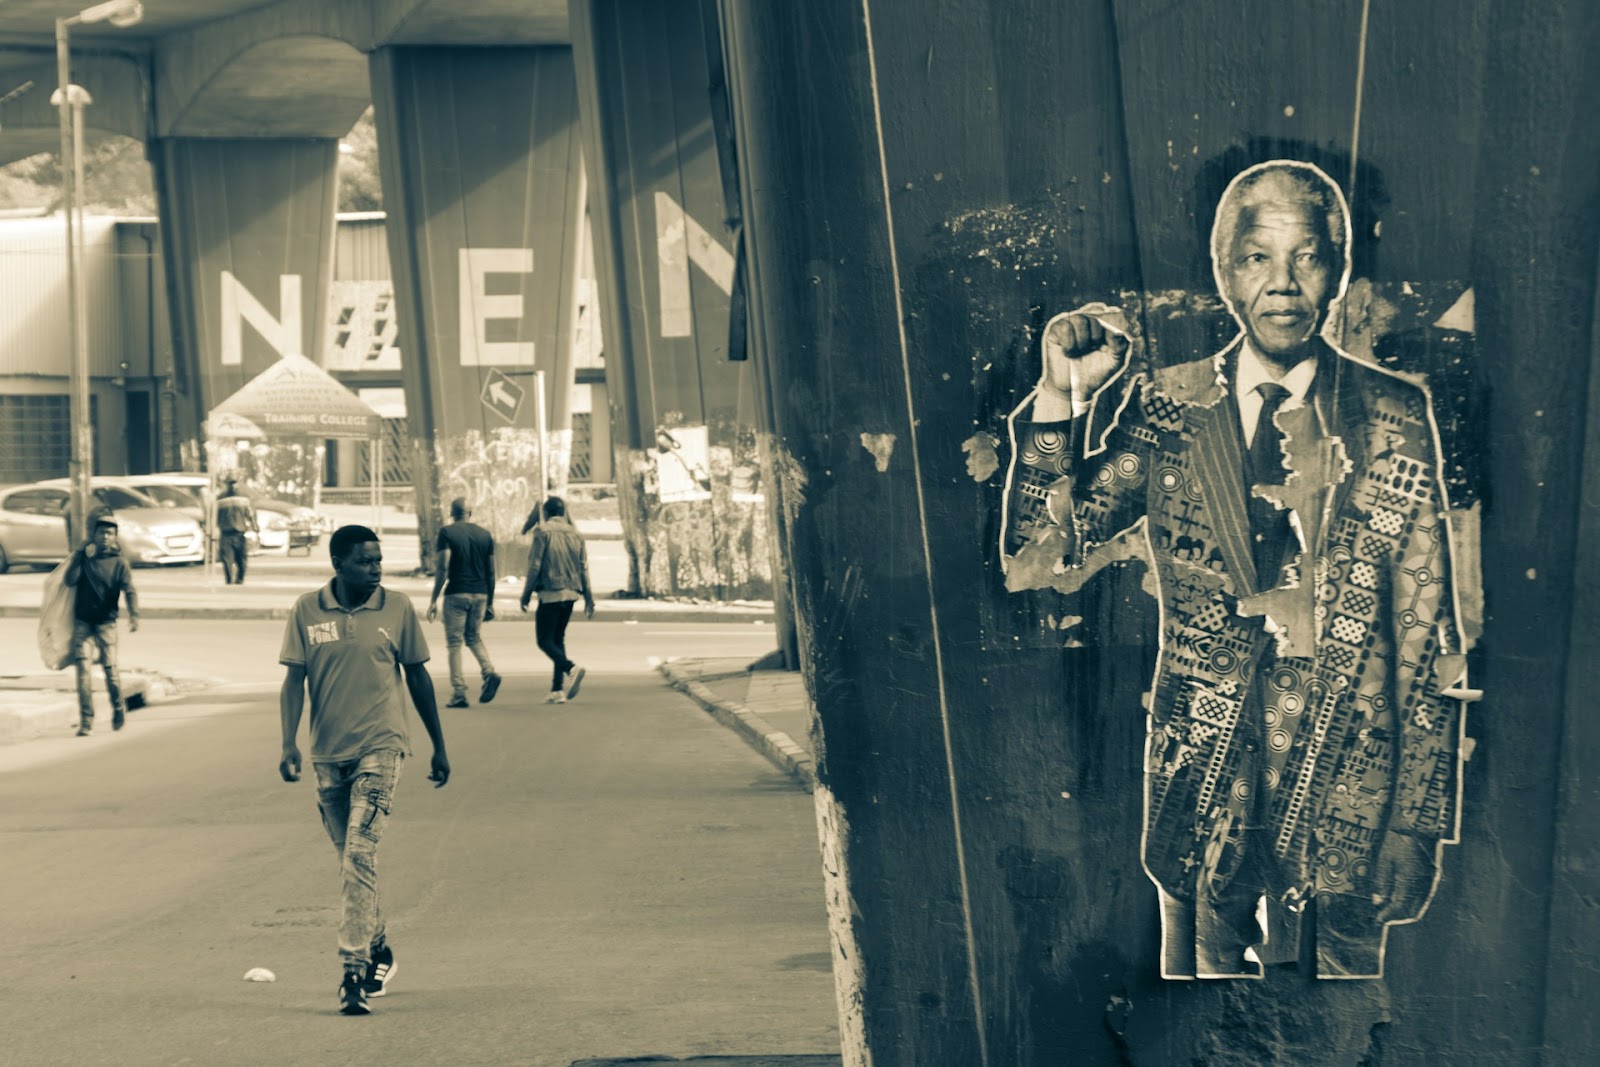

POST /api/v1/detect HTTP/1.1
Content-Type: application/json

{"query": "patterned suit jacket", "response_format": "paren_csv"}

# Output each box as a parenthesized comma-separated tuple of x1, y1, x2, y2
(1002, 331, 1467, 977)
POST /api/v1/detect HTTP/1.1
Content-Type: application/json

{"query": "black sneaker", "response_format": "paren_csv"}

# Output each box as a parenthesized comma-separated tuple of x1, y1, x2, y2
(446, 694, 469, 709)
(338, 970, 370, 1015)
(479, 673, 501, 704)
(363, 942, 396, 998)
(112, 707, 125, 731)
(564, 666, 586, 701)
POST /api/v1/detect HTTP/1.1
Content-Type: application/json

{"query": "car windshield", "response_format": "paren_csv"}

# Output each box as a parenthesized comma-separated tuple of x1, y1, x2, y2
(93, 486, 156, 510)
(139, 485, 202, 509)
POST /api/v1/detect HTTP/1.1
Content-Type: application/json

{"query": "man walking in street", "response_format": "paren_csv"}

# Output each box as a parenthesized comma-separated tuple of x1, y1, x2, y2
(426, 497, 501, 708)
(63, 509, 138, 736)
(519, 496, 595, 704)
(278, 524, 451, 1016)
(216, 478, 258, 585)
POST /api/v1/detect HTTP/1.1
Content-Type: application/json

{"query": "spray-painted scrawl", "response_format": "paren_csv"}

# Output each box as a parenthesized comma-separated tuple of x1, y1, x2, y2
(1001, 161, 1474, 979)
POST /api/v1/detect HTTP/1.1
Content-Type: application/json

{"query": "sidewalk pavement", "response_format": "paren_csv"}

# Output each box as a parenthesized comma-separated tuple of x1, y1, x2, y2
(659, 657, 817, 792)
(0, 564, 781, 749)
(0, 578, 774, 623)
(0, 562, 775, 625)
(0, 668, 209, 744)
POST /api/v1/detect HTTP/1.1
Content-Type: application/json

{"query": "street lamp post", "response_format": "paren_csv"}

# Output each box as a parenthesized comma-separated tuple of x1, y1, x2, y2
(54, 0, 143, 544)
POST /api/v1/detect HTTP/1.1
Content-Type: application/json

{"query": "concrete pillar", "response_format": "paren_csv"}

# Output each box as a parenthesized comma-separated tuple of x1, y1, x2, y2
(370, 45, 586, 569)
(570, 0, 773, 602)
(721, 0, 1600, 1063)
(151, 137, 339, 482)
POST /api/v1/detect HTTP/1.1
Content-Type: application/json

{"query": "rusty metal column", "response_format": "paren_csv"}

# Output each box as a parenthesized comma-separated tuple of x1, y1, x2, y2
(370, 46, 585, 570)
(570, 0, 774, 603)
(150, 137, 339, 483)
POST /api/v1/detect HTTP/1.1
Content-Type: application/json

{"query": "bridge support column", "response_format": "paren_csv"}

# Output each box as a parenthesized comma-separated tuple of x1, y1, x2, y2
(570, 0, 773, 602)
(721, 0, 1600, 1063)
(151, 137, 339, 495)
(370, 45, 585, 571)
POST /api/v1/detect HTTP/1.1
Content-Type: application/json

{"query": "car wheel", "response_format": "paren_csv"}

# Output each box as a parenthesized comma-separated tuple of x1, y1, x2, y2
(0, 543, 9, 574)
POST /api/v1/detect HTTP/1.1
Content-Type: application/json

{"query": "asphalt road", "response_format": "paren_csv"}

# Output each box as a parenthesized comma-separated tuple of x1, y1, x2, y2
(1, 621, 837, 1067)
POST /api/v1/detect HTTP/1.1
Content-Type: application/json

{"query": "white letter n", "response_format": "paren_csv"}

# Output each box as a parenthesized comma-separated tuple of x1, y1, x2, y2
(221, 271, 301, 366)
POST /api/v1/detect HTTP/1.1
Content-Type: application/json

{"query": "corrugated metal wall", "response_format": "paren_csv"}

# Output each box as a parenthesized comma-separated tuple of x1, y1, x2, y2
(331, 213, 390, 281)
(0, 216, 124, 379)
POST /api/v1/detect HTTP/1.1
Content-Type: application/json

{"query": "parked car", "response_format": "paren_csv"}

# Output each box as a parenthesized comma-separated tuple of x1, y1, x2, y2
(0, 485, 71, 573)
(107, 473, 264, 554)
(111, 475, 329, 556)
(252, 498, 325, 554)
(2, 479, 207, 569)
(109, 474, 209, 522)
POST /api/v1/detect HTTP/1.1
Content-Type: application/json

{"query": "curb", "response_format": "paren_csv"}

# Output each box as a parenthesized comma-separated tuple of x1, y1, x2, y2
(658, 660, 816, 793)
(0, 669, 200, 744)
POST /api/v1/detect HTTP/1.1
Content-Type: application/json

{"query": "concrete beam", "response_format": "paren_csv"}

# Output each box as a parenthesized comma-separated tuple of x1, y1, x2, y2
(152, 0, 372, 139)
(161, 35, 369, 139)
(371, 0, 569, 45)
(153, 0, 568, 140)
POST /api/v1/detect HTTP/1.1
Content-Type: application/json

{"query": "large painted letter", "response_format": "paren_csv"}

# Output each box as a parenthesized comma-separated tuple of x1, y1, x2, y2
(220, 272, 302, 365)
(458, 248, 536, 366)
(656, 190, 735, 338)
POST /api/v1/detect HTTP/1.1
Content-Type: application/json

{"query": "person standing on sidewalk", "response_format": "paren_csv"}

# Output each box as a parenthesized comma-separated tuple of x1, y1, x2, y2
(216, 479, 258, 585)
(63, 509, 138, 736)
(426, 497, 502, 708)
(278, 524, 451, 1016)
(519, 496, 595, 704)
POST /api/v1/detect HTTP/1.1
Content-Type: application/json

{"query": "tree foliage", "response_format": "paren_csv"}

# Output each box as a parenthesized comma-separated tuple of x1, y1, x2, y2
(338, 107, 382, 212)
(0, 134, 155, 215)
(0, 106, 382, 216)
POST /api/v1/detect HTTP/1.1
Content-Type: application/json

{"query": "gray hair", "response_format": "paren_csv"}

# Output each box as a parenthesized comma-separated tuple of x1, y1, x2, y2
(1210, 160, 1351, 286)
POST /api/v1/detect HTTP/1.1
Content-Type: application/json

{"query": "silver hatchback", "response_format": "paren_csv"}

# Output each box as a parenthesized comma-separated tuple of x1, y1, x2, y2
(0, 481, 206, 572)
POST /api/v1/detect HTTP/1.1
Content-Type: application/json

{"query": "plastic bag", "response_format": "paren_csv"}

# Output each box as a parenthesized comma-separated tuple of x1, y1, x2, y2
(38, 558, 76, 671)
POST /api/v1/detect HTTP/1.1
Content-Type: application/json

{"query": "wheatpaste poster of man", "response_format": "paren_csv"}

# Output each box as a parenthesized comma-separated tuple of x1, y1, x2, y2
(1000, 161, 1477, 979)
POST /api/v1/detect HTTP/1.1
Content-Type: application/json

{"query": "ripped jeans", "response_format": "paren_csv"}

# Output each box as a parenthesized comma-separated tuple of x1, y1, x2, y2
(316, 749, 403, 972)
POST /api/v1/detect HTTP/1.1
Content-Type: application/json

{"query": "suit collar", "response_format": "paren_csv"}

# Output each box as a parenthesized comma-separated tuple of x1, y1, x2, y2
(1159, 336, 1370, 595)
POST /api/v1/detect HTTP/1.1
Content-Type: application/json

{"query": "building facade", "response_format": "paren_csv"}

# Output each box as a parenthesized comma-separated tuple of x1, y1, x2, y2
(0, 210, 608, 490)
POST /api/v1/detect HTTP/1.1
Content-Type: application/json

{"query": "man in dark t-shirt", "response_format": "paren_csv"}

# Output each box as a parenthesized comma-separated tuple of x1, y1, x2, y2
(426, 498, 501, 708)
(63, 509, 139, 736)
(216, 479, 258, 585)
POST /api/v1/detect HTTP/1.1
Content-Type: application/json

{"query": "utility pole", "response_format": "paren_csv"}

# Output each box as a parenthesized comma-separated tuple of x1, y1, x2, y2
(54, 0, 144, 542)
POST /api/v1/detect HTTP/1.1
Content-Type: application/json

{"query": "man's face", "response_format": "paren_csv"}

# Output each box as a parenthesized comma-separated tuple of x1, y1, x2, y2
(1220, 201, 1337, 365)
(93, 525, 117, 552)
(333, 541, 382, 600)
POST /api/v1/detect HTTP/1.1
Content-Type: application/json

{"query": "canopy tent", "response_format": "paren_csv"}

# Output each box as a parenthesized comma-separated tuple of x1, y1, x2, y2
(203, 355, 389, 573)
(207, 354, 383, 439)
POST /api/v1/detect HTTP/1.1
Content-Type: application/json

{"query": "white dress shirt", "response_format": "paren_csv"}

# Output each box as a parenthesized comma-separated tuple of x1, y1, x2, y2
(1235, 343, 1318, 448)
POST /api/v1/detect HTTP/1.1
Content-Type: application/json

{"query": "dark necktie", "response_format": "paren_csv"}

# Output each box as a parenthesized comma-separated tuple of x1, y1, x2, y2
(1248, 383, 1291, 485)
(1247, 382, 1292, 580)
